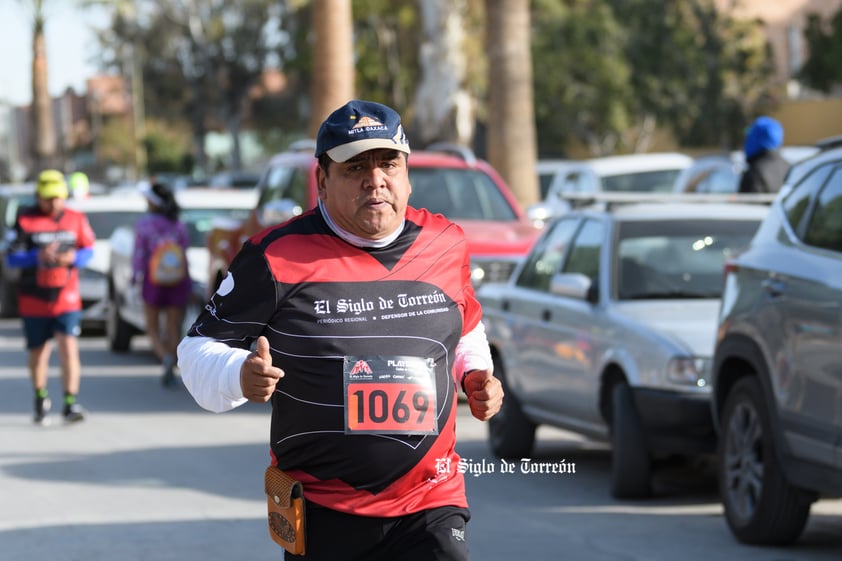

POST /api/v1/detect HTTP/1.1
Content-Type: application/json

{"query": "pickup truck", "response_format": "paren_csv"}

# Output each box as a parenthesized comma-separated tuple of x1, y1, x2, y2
(206, 142, 542, 294)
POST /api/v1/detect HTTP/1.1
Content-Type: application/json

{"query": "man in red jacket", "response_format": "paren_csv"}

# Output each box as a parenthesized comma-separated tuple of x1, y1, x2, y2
(6, 170, 96, 424)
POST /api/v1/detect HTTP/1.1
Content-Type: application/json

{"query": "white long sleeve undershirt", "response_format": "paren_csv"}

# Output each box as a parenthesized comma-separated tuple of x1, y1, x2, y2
(177, 321, 493, 414)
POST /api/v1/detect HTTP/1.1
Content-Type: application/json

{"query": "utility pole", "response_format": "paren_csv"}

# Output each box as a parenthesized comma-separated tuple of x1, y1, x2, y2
(129, 40, 147, 179)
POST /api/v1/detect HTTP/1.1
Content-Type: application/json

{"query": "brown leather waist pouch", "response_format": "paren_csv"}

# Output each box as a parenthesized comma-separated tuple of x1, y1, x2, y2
(265, 465, 306, 555)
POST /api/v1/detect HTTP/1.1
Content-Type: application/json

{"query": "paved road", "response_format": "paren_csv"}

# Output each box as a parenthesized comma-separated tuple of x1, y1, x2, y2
(1, 319, 840, 560)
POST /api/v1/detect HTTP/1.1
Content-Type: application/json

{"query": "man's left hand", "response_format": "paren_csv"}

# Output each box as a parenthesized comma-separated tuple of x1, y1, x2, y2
(463, 369, 503, 421)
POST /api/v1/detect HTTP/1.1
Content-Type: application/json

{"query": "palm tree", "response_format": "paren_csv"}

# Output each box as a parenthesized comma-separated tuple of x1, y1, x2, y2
(415, 0, 474, 147)
(307, 0, 355, 137)
(28, 0, 57, 174)
(484, 0, 539, 207)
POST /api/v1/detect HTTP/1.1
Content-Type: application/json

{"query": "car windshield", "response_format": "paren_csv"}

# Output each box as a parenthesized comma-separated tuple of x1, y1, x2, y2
(616, 219, 760, 300)
(182, 207, 252, 247)
(407, 168, 518, 221)
(86, 212, 144, 240)
(601, 169, 683, 193)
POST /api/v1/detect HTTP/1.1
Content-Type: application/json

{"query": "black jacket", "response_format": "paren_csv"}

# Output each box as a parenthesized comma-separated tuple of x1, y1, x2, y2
(738, 150, 790, 193)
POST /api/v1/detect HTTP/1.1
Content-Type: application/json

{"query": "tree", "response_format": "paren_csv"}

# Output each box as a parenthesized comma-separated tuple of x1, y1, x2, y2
(607, 0, 773, 150)
(485, 0, 539, 208)
(97, 0, 284, 175)
(414, 0, 475, 147)
(307, 0, 355, 137)
(531, 0, 633, 156)
(531, 0, 775, 156)
(799, 8, 842, 93)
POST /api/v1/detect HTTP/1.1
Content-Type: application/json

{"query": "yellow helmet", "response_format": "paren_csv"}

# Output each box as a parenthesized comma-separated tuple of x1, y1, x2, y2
(36, 169, 69, 199)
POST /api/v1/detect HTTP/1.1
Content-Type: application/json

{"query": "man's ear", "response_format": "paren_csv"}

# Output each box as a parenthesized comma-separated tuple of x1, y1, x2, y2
(315, 166, 327, 200)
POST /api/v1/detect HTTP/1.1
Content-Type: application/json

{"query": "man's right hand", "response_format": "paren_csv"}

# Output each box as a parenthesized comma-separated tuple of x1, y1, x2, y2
(240, 336, 284, 403)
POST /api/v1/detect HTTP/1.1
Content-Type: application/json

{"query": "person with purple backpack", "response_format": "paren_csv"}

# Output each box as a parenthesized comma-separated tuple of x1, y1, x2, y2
(134, 181, 191, 387)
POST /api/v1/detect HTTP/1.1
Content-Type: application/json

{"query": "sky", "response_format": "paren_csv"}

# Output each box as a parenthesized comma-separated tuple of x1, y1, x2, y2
(0, 2, 110, 106)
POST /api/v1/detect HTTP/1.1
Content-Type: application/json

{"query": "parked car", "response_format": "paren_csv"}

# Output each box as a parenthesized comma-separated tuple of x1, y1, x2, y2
(528, 152, 693, 224)
(478, 197, 769, 498)
(0, 183, 36, 317)
(66, 193, 148, 332)
(711, 141, 842, 545)
(106, 188, 257, 352)
(206, 141, 542, 293)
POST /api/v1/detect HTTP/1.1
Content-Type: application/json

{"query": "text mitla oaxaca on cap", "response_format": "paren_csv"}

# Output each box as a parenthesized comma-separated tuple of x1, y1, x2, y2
(315, 100, 411, 163)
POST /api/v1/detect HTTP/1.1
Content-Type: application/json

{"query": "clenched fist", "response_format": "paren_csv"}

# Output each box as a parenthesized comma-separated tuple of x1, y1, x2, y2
(463, 369, 503, 421)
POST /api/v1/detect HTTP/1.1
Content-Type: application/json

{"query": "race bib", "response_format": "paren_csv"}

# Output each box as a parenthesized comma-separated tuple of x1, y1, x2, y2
(343, 356, 438, 435)
(36, 266, 70, 288)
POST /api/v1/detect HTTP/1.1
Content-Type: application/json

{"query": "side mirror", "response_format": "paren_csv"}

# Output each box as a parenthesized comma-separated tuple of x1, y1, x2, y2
(549, 272, 596, 303)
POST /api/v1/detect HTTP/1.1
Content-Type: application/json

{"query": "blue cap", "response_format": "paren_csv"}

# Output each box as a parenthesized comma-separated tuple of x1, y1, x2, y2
(744, 116, 784, 159)
(315, 100, 411, 162)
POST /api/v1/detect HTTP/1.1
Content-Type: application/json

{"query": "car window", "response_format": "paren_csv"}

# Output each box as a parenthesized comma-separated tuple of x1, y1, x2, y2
(286, 169, 311, 209)
(700, 167, 740, 193)
(803, 166, 842, 252)
(558, 171, 590, 196)
(182, 208, 252, 247)
(408, 168, 517, 221)
(259, 165, 312, 210)
(562, 219, 602, 281)
(515, 217, 580, 291)
(782, 162, 833, 234)
(616, 219, 760, 299)
(259, 165, 295, 206)
(601, 169, 682, 193)
(210, 173, 260, 189)
(538, 172, 555, 200)
(86, 212, 143, 239)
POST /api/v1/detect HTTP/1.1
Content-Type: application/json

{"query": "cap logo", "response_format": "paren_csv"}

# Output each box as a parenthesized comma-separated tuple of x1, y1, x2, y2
(352, 115, 385, 129)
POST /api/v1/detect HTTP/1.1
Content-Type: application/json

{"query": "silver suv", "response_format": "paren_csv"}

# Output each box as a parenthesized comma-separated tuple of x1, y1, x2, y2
(712, 138, 842, 545)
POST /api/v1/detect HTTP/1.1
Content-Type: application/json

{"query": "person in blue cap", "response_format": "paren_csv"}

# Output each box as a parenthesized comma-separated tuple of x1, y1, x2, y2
(177, 100, 503, 560)
(738, 116, 790, 193)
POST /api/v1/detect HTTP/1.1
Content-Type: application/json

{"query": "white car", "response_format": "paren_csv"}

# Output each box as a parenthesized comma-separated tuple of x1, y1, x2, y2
(479, 197, 769, 499)
(528, 152, 693, 224)
(106, 188, 257, 352)
(66, 193, 148, 332)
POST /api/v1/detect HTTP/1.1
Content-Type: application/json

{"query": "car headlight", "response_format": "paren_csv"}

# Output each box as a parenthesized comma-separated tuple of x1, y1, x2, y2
(470, 259, 519, 287)
(666, 357, 709, 387)
(470, 265, 486, 287)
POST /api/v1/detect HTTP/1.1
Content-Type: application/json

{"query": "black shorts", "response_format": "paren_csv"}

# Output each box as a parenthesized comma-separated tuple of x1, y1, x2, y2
(22, 311, 82, 349)
(284, 503, 471, 561)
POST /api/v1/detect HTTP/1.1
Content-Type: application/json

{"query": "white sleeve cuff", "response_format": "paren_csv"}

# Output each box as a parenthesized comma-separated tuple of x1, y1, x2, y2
(454, 321, 493, 380)
(177, 336, 251, 413)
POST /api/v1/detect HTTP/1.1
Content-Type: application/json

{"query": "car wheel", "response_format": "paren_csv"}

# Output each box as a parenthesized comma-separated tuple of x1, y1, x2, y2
(106, 290, 134, 353)
(488, 356, 536, 459)
(718, 376, 813, 545)
(611, 382, 652, 499)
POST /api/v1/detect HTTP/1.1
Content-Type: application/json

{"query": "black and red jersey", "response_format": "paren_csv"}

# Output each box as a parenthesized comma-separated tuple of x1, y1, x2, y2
(187, 206, 482, 516)
(12, 206, 96, 317)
